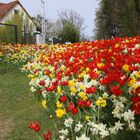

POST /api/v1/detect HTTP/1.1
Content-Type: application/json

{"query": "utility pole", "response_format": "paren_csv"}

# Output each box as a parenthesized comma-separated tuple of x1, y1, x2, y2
(41, 0, 46, 44)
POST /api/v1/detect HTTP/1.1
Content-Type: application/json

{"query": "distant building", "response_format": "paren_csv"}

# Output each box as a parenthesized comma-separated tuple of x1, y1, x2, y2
(0, 0, 41, 44)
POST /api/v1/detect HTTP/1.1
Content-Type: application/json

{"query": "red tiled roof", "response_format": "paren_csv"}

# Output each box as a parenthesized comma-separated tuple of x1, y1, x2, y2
(0, 1, 18, 20)
(0, 1, 37, 27)
(0, 3, 5, 7)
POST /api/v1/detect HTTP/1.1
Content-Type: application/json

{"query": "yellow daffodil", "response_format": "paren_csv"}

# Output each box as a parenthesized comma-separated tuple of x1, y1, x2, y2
(70, 86, 77, 93)
(97, 63, 104, 68)
(78, 92, 87, 100)
(80, 84, 85, 90)
(115, 44, 120, 48)
(68, 80, 75, 86)
(96, 98, 107, 107)
(135, 71, 140, 78)
(27, 74, 35, 79)
(49, 73, 54, 78)
(61, 65, 65, 71)
(41, 63, 45, 67)
(57, 86, 62, 95)
(55, 109, 66, 118)
(85, 67, 90, 72)
(42, 100, 47, 109)
(85, 115, 91, 121)
(132, 84, 140, 94)
(13, 54, 18, 59)
(128, 77, 136, 87)
(122, 64, 129, 72)
(78, 71, 86, 78)
(56, 101, 63, 108)
(49, 115, 53, 119)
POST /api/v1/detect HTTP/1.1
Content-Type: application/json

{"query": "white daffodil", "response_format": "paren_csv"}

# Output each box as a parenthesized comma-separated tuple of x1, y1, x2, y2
(109, 126, 117, 134)
(130, 71, 137, 77)
(128, 121, 136, 131)
(112, 107, 123, 119)
(99, 85, 105, 91)
(119, 96, 127, 103)
(123, 110, 135, 122)
(76, 134, 90, 140)
(83, 74, 90, 82)
(89, 122, 100, 135)
(98, 123, 109, 138)
(134, 44, 140, 49)
(84, 78, 93, 87)
(114, 121, 124, 131)
(102, 92, 109, 98)
(42, 91, 47, 98)
(120, 75, 126, 80)
(74, 122, 83, 132)
(122, 49, 128, 54)
(69, 56, 75, 62)
(45, 78, 50, 86)
(29, 78, 37, 86)
(113, 99, 124, 109)
(59, 135, 65, 140)
(30, 86, 36, 92)
(59, 129, 68, 136)
(64, 118, 73, 128)
(70, 92, 76, 96)
(99, 129, 109, 138)
(61, 76, 69, 81)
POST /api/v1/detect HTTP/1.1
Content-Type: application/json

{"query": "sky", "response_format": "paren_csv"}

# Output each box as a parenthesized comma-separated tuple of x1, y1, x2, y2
(1, 0, 99, 37)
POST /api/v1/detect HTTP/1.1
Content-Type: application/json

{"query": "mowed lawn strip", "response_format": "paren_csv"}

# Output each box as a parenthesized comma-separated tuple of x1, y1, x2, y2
(0, 63, 53, 140)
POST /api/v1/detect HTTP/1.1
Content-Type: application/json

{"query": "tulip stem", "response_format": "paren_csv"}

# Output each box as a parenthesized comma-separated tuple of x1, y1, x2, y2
(70, 126, 74, 139)
(97, 106, 100, 123)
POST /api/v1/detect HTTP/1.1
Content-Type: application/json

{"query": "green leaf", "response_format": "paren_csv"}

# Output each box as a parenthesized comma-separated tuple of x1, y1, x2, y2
(37, 135, 43, 140)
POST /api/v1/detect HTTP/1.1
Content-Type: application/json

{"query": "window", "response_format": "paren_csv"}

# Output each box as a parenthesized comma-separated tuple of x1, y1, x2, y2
(14, 9, 19, 14)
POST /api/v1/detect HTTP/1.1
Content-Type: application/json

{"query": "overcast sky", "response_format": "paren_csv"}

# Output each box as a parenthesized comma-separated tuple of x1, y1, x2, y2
(1, 0, 99, 37)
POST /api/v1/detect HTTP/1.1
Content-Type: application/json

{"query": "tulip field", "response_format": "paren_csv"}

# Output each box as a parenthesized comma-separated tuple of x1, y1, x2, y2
(0, 36, 140, 140)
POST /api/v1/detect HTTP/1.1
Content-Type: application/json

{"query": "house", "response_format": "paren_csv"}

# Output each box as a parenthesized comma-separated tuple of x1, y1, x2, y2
(0, 0, 41, 44)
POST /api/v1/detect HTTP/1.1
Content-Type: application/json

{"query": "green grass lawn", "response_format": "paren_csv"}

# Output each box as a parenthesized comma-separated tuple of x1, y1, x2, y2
(0, 62, 53, 140)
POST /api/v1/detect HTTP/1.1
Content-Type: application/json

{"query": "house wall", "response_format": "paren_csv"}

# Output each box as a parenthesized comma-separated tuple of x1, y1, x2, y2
(0, 3, 39, 44)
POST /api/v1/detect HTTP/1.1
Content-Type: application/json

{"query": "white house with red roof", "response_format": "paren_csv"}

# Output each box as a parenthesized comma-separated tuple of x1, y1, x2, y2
(0, 0, 41, 44)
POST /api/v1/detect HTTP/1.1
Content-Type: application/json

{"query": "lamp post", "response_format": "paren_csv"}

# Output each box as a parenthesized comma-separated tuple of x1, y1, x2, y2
(41, 0, 46, 44)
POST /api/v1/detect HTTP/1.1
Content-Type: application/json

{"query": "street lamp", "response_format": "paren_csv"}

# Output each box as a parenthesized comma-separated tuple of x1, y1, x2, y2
(41, 0, 46, 44)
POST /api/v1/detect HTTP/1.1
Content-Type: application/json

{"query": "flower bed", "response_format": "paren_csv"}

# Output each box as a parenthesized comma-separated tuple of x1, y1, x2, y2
(1, 36, 140, 140)
(0, 44, 49, 63)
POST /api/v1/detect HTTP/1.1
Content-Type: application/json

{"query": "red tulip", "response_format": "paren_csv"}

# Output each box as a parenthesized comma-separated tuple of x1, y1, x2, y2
(39, 80, 45, 86)
(71, 107, 78, 115)
(110, 85, 122, 96)
(131, 102, 140, 115)
(43, 130, 52, 140)
(60, 81, 68, 86)
(86, 87, 96, 94)
(60, 96, 67, 103)
(38, 89, 42, 94)
(67, 102, 75, 112)
(28, 122, 40, 132)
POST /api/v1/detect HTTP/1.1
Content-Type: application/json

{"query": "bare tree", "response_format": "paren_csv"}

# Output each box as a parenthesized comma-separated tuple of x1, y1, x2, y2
(45, 19, 60, 39)
(57, 9, 85, 33)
